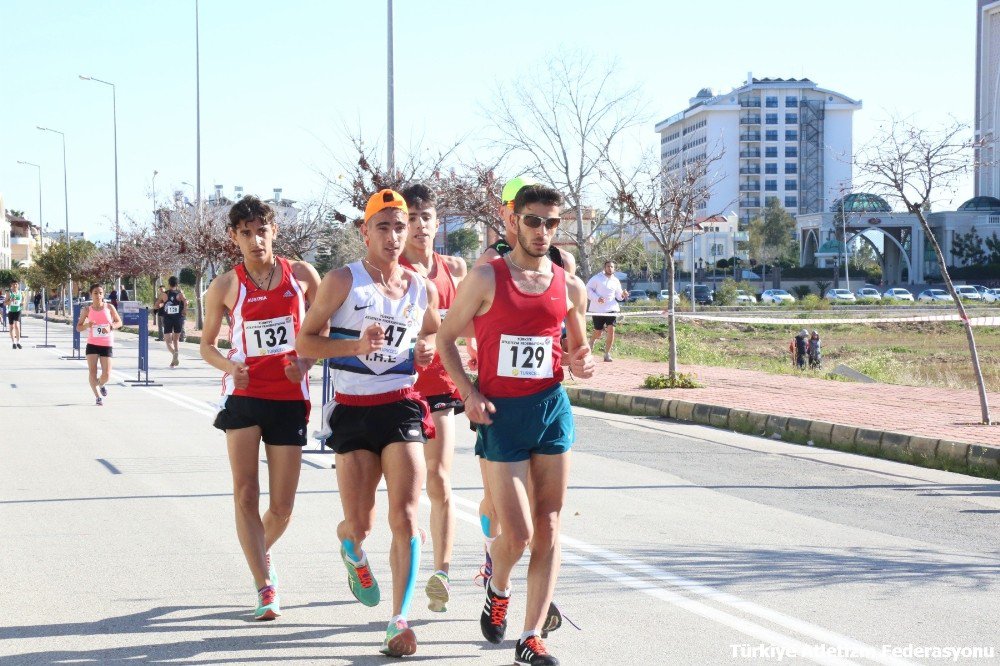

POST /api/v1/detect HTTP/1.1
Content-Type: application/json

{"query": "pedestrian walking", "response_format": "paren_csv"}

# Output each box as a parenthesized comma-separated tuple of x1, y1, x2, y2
(808, 330, 822, 369)
(794, 329, 808, 370)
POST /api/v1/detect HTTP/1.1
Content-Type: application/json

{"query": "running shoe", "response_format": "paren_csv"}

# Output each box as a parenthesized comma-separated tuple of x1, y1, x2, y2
(340, 545, 380, 607)
(96, 396, 103, 407)
(254, 584, 281, 620)
(514, 635, 559, 665)
(480, 577, 509, 644)
(16, 343, 22, 349)
(11, 344, 15, 350)
(603, 352, 612, 362)
(474, 543, 493, 588)
(425, 572, 450, 612)
(170, 351, 179, 368)
(99, 385, 108, 397)
(379, 617, 417, 657)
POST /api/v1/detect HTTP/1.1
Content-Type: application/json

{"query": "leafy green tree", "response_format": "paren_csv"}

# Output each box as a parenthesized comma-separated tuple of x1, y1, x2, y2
(446, 228, 481, 260)
(748, 198, 798, 287)
(0, 268, 22, 287)
(951, 226, 988, 265)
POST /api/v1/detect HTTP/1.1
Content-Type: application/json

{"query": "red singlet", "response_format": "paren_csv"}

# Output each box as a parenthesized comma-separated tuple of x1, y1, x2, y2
(401, 253, 459, 397)
(223, 257, 309, 403)
(473, 257, 566, 399)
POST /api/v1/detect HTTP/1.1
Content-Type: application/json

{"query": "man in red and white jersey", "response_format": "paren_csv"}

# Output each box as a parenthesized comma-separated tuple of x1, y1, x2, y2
(200, 195, 322, 621)
(438, 184, 595, 666)
(398, 183, 468, 614)
(297, 189, 439, 658)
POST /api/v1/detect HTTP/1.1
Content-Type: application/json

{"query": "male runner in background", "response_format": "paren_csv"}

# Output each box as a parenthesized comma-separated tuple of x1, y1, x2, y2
(156, 276, 188, 367)
(398, 183, 468, 613)
(586, 260, 628, 361)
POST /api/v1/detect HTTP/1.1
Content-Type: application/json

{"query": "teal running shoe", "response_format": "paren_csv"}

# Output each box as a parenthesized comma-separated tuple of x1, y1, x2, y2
(341, 545, 380, 607)
(254, 584, 281, 621)
(266, 552, 277, 587)
(379, 618, 417, 657)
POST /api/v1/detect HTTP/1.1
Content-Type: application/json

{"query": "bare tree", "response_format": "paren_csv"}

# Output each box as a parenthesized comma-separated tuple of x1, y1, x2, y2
(168, 202, 239, 329)
(491, 51, 646, 277)
(611, 150, 725, 379)
(855, 117, 992, 424)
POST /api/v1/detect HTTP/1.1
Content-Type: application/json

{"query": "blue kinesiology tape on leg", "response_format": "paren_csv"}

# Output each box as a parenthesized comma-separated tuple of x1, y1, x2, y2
(480, 514, 491, 538)
(399, 535, 421, 617)
(342, 538, 360, 563)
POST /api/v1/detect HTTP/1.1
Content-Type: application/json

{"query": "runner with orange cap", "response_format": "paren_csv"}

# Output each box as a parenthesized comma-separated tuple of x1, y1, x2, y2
(297, 188, 440, 657)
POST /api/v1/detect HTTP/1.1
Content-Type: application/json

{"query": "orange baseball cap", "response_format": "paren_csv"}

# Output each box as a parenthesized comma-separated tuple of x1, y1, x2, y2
(364, 189, 408, 222)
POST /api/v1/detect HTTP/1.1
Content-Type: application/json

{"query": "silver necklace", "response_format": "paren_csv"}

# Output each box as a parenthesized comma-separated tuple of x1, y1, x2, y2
(363, 258, 400, 289)
(506, 253, 547, 274)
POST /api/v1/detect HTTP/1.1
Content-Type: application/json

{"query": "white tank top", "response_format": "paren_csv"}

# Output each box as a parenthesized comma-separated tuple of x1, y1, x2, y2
(328, 262, 427, 396)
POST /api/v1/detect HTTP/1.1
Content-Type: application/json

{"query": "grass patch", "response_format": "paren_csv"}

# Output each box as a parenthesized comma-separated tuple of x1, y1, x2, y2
(643, 372, 700, 389)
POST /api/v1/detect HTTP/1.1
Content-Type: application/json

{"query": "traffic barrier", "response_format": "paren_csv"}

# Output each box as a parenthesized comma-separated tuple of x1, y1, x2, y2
(60, 303, 84, 360)
(125, 307, 161, 387)
(307, 359, 335, 455)
(34, 298, 56, 348)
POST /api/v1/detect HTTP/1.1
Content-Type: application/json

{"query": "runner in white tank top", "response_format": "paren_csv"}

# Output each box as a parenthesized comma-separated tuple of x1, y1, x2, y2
(297, 189, 440, 658)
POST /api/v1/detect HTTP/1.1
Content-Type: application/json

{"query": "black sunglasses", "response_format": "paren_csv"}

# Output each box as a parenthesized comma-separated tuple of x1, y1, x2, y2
(517, 214, 561, 230)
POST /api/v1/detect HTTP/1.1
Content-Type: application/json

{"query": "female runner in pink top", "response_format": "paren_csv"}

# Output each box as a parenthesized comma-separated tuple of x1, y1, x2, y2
(76, 283, 122, 406)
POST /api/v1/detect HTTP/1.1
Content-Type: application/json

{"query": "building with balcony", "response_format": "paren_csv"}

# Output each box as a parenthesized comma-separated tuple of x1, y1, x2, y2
(0, 194, 10, 270)
(6, 210, 41, 268)
(655, 75, 860, 228)
(976, 0, 1000, 196)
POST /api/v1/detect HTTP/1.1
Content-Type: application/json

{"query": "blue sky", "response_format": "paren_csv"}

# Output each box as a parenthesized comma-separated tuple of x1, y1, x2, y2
(0, 0, 975, 243)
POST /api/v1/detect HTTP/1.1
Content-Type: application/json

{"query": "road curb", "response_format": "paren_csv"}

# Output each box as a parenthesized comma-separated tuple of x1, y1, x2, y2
(563, 385, 1000, 479)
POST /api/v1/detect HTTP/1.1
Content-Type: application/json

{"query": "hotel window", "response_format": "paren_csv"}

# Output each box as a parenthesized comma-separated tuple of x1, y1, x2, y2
(765, 130, 778, 141)
(785, 130, 798, 141)
(765, 113, 778, 125)
(765, 163, 778, 174)
(785, 146, 797, 158)
(765, 146, 778, 158)
(784, 163, 797, 174)
(765, 96, 778, 108)
(785, 113, 798, 124)
(785, 180, 797, 191)
(765, 180, 778, 191)
(785, 196, 798, 208)
(785, 96, 798, 107)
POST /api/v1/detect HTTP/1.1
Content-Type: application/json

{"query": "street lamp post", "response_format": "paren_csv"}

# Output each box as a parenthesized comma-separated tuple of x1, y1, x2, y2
(387, 0, 395, 174)
(36, 126, 72, 325)
(17, 160, 55, 348)
(79, 74, 121, 297)
(15, 160, 43, 233)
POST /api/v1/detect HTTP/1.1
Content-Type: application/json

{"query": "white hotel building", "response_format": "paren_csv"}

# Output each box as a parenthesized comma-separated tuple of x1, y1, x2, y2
(977, 0, 1000, 196)
(655, 76, 861, 228)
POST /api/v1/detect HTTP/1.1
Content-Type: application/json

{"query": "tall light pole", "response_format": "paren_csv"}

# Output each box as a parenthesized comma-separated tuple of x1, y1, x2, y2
(79, 74, 121, 297)
(36, 127, 71, 318)
(194, 0, 202, 232)
(387, 0, 395, 174)
(15, 160, 43, 232)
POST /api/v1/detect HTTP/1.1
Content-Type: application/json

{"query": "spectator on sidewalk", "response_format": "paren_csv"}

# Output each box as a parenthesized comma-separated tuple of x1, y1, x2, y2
(586, 261, 628, 362)
(33, 291, 42, 313)
(808, 330, 822, 369)
(154, 286, 167, 341)
(793, 329, 808, 370)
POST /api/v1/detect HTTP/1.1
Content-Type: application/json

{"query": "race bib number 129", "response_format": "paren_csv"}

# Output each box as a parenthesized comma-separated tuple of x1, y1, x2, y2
(497, 334, 553, 379)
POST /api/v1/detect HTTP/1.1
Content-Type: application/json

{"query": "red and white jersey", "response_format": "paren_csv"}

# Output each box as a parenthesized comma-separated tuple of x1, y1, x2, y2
(400, 253, 457, 397)
(223, 257, 309, 402)
(474, 257, 566, 399)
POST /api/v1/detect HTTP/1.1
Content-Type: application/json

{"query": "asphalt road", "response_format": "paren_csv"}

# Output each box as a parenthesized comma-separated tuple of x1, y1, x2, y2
(1, 316, 998, 665)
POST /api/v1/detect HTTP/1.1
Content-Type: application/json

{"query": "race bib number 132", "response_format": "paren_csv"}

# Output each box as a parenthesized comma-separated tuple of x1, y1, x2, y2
(497, 334, 553, 379)
(245, 315, 296, 357)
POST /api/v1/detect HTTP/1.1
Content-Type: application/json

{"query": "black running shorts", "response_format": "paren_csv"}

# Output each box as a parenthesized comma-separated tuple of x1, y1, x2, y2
(328, 399, 427, 455)
(425, 392, 465, 415)
(85, 343, 113, 357)
(592, 315, 617, 330)
(162, 316, 184, 334)
(213, 395, 308, 446)
(7, 311, 21, 324)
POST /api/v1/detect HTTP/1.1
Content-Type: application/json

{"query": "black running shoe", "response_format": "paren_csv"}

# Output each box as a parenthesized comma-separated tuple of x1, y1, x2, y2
(100, 385, 108, 397)
(514, 635, 559, 665)
(541, 601, 562, 638)
(16, 343, 22, 349)
(479, 577, 509, 644)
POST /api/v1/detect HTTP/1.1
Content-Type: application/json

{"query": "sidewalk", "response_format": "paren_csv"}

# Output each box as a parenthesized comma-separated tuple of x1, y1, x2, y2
(564, 355, 1000, 474)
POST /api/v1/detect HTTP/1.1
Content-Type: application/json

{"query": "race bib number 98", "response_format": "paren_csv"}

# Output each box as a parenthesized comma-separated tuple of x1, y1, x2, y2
(245, 315, 296, 357)
(93, 325, 111, 338)
(497, 334, 553, 379)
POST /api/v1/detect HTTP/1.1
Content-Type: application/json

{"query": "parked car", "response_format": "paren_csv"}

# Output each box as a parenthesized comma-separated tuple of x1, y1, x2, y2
(882, 287, 915, 302)
(855, 287, 882, 300)
(955, 285, 983, 301)
(735, 289, 756, 304)
(679, 284, 715, 305)
(627, 292, 652, 303)
(760, 289, 795, 304)
(824, 288, 857, 302)
(969, 284, 990, 296)
(917, 289, 954, 303)
(983, 288, 1000, 303)
(657, 289, 680, 304)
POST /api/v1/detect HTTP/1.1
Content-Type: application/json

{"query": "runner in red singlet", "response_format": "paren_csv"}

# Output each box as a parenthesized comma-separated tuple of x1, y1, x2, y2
(438, 184, 595, 666)
(199, 195, 322, 621)
(398, 183, 468, 613)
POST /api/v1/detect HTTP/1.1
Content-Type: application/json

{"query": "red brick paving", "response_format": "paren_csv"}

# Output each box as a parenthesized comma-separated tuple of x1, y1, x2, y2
(570, 356, 1000, 446)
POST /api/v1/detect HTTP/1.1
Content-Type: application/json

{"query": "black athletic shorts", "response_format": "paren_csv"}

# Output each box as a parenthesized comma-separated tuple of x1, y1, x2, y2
(7, 311, 21, 324)
(425, 392, 465, 414)
(163, 316, 184, 334)
(213, 395, 308, 446)
(85, 343, 113, 357)
(329, 399, 428, 455)
(592, 315, 618, 330)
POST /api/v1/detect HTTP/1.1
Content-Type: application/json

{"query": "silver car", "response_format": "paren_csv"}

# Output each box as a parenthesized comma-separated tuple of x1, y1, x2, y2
(882, 288, 914, 302)
(917, 289, 954, 303)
